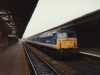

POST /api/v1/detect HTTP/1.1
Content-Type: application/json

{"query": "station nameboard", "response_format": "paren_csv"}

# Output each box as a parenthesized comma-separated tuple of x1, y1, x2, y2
(8, 34, 18, 37)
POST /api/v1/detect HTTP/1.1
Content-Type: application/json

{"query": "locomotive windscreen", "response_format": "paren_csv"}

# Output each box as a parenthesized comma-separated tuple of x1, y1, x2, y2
(57, 33, 67, 39)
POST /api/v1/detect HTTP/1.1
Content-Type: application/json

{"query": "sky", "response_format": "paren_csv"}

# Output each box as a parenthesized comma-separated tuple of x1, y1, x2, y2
(22, 0, 100, 38)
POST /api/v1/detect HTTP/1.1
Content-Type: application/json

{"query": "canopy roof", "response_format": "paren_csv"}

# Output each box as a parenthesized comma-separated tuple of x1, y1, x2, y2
(0, 0, 38, 38)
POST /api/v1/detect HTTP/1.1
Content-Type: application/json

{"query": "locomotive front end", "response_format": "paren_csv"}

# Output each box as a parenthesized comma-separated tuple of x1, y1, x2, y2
(57, 38, 77, 49)
(56, 31, 78, 54)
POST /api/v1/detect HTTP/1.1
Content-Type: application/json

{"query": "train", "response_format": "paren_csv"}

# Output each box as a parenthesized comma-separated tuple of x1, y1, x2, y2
(25, 29, 78, 59)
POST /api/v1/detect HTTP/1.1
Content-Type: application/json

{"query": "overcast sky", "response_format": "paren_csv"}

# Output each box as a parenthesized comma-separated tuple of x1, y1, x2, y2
(22, 0, 100, 38)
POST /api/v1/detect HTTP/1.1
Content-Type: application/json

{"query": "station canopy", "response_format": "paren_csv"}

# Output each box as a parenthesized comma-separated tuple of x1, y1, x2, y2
(0, 0, 38, 38)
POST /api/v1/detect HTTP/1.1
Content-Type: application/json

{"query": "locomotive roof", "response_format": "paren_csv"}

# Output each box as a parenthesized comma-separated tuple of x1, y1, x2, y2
(0, 0, 38, 38)
(38, 29, 75, 38)
(57, 29, 76, 33)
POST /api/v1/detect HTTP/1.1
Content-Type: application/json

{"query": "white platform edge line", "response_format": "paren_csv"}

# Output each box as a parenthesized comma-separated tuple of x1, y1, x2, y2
(79, 51, 100, 58)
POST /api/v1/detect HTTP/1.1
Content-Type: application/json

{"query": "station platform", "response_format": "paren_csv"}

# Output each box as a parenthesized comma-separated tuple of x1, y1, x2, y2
(0, 42, 30, 75)
(79, 48, 100, 58)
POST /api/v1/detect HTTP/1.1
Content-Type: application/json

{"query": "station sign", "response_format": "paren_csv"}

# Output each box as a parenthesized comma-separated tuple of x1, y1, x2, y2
(8, 34, 18, 37)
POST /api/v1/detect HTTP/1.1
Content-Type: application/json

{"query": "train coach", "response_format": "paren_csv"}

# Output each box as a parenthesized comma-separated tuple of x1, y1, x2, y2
(25, 29, 78, 59)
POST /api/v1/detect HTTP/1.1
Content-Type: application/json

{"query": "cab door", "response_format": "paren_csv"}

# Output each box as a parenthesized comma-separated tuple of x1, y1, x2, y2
(52, 33, 57, 45)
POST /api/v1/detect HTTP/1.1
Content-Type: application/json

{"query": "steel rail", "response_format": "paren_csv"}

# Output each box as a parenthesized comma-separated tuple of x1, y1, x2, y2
(23, 44, 37, 75)
(23, 43, 60, 75)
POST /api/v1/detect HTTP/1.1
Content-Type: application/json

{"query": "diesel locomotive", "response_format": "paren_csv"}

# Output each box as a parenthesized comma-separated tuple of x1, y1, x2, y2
(25, 29, 78, 59)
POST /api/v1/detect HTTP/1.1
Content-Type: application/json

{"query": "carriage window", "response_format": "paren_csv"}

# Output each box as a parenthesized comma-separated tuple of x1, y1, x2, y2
(57, 33, 67, 39)
(67, 33, 76, 38)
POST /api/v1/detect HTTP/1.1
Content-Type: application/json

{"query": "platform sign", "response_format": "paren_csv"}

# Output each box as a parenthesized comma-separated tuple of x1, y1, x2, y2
(8, 34, 18, 37)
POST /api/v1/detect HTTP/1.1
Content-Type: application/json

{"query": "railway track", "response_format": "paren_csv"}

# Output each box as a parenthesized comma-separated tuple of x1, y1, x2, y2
(64, 60, 100, 75)
(22, 43, 59, 75)
(24, 42, 100, 75)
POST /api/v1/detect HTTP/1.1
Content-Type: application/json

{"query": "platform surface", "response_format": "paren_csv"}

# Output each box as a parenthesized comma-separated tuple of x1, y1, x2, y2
(79, 48, 100, 57)
(0, 42, 30, 75)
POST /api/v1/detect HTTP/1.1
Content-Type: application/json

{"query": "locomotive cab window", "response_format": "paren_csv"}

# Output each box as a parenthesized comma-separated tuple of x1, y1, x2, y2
(67, 33, 76, 38)
(57, 33, 67, 39)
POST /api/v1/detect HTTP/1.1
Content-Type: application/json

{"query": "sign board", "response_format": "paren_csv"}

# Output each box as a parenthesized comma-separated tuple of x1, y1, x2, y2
(8, 34, 18, 37)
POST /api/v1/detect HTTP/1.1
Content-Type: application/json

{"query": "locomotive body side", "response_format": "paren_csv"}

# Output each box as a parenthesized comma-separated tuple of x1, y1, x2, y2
(26, 29, 78, 58)
(27, 30, 78, 50)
